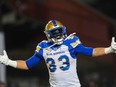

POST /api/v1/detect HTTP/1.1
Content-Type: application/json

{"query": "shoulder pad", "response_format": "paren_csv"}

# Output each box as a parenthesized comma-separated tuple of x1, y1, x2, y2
(36, 40, 50, 51)
(70, 36, 81, 48)
(42, 40, 48, 43)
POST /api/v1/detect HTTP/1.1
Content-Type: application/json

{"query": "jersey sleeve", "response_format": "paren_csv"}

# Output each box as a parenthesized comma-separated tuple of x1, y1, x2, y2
(26, 52, 43, 69)
(74, 44, 93, 56)
(26, 42, 44, 69)
(70, 36, 93, 56)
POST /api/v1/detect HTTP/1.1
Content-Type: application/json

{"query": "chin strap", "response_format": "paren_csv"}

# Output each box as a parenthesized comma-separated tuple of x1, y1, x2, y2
(64, 32, 76, 40)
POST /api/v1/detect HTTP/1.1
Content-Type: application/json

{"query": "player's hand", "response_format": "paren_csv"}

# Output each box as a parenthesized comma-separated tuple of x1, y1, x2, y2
(0, 50, 10, 65)
(111, 37, 116, 53)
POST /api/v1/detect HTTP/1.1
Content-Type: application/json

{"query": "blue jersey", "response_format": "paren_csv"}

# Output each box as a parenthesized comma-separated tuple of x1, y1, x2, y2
(26, 35, 93, 87)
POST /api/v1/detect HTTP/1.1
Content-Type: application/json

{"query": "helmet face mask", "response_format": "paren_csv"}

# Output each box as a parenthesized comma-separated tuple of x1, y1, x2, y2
(44, 20, 67, 45)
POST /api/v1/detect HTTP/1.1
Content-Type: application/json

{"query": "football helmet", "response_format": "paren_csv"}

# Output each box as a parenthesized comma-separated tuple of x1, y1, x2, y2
(44, 20, 67, 45)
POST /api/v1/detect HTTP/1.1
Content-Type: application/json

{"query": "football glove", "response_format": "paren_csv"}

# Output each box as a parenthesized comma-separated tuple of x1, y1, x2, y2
(0, 50, 10, 65)
(0, 50, 17, 68)
(111, 37, 116, 53)
(105, 37, 116, 54)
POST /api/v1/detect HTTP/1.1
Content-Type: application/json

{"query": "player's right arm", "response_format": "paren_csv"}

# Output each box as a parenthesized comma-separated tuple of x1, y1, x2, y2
(16, 60, 28, 70)
(0, 50, 43, 70)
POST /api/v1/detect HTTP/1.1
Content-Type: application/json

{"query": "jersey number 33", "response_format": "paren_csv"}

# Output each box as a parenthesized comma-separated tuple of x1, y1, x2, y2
(46, 55, 70, 72)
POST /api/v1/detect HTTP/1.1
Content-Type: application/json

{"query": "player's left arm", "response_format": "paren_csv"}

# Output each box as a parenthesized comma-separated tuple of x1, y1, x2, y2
(74, 37, 116, 57)
(92, 48, 107, 57)
(92, 37, 116, 57)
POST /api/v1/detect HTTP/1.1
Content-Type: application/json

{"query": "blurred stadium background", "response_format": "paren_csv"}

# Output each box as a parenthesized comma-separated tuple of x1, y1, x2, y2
(0, 0, 116, 87)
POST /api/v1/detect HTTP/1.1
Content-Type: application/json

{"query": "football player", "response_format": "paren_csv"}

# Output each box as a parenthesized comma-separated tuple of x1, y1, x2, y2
(0, 20, 116, 87)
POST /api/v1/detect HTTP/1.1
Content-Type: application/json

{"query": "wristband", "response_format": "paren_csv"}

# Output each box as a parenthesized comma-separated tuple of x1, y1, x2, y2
(8, 60, 17, 68)
(104, 47, 113, 54)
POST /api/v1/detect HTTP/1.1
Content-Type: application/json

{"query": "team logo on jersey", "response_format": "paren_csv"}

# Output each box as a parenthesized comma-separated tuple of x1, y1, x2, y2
(36, 46, 41, 52)
(71, 39, 81, 48)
